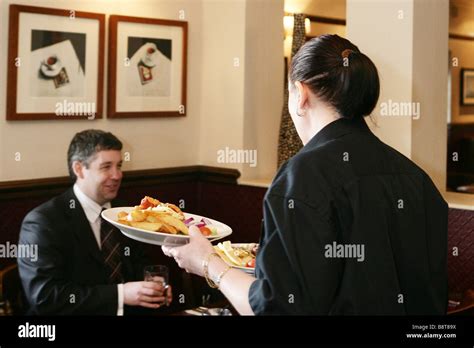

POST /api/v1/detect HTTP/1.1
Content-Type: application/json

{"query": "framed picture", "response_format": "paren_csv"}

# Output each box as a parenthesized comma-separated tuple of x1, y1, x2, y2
(6, 5, 105, 121)
(461, 68, 474, 106)
(108, 15, 188, 118)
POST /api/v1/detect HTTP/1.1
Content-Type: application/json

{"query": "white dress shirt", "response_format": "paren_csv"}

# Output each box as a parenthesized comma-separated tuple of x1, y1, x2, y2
(73, 184, 124, 316)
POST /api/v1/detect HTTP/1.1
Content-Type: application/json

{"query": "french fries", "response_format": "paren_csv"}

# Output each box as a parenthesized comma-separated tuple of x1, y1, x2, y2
(129, 221, 163, 231)
(117, 197, 189, 235)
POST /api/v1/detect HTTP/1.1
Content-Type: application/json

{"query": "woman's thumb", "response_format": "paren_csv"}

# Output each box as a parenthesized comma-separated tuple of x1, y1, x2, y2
(188, 225, 201, 238)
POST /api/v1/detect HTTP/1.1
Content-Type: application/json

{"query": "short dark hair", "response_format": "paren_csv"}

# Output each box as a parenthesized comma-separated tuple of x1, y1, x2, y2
(67, 129, 122, 181)
(289, 34, 380, 120)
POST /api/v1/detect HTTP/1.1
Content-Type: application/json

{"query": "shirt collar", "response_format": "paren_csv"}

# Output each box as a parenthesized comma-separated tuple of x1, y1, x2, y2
(302, 117, 372, 152)
(73, 184, 111, 224)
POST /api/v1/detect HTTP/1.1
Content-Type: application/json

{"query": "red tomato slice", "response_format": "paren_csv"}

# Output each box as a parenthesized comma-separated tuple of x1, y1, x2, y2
(246, 259, 256, 268)
(140, 197, 153, 209)
(199, 226, 212, 236)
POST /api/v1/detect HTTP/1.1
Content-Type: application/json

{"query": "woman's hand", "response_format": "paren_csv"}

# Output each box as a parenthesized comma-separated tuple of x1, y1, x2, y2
(162, 226, 215, 276)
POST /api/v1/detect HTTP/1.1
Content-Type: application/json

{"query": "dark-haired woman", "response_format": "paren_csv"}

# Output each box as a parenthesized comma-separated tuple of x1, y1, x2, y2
(163, 35, 448, 315)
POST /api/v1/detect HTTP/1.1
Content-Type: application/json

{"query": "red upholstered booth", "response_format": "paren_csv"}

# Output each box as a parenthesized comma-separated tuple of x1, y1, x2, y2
(1, 165, 473, 314)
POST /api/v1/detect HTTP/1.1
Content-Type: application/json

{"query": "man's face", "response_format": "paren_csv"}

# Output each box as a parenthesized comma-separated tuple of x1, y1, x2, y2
(76, 150, 123, 206)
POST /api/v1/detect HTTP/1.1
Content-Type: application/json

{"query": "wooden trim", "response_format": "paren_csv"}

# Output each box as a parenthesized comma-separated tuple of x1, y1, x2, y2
(449, 33, 474, 41)
(0, 166, 240, 200)
(107, 14, 118, 119)
(6, 5, 105, 121)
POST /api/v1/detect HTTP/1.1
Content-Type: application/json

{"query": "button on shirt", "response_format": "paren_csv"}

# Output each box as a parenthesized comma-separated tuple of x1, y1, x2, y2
(73, 184, 124, 316)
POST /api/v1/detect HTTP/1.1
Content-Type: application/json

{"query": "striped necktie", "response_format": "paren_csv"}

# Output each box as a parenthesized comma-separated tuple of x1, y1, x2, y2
(100, 208, 124, 283)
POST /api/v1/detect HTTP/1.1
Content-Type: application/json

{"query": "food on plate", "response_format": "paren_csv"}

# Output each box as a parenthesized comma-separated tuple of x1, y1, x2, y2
(214, 241, 258, 268)
(117, 196, 219, 236)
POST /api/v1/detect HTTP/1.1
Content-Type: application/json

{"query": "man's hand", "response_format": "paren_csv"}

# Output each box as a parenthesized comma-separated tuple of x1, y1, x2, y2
(123, 281, 173, 308)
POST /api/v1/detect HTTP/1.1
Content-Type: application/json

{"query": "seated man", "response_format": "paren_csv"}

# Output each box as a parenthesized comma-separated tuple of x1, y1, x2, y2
(18, 129, 171, 315)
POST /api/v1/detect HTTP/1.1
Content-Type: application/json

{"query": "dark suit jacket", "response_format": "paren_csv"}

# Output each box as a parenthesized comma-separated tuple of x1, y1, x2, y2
(18, 188, 148, 315)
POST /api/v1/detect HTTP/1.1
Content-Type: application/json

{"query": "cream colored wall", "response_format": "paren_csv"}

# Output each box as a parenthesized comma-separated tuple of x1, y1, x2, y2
(308, 22, 345, 37)
(347, 0, 414, 159)
(197, 0, 246, 175)
(242, 0, 284, 181)
(411, 0, 449, 192)
(285, 0, 346, 19)
(0, 0, 203, 181)
(197, 0, 284, 181)
(0, 0, 285, 183)
(449, 39, 474, 123)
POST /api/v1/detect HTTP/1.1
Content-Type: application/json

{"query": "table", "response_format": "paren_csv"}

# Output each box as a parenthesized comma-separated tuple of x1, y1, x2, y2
(448, 289, 474, 315)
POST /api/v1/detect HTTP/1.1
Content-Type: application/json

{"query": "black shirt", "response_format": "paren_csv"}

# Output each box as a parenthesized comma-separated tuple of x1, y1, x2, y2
(249, 117, 448, 315)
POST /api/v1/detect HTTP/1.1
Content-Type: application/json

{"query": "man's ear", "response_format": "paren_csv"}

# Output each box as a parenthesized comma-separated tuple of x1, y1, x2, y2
(294, 81, 310, 113)
(72, 161, 85, 180)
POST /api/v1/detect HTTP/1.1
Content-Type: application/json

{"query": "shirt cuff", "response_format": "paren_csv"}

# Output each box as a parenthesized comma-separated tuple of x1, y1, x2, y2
(117, 284, 124, 316)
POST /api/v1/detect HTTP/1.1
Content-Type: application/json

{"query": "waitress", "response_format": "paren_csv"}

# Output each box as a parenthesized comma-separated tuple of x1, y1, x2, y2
(163, 34, 448, 315)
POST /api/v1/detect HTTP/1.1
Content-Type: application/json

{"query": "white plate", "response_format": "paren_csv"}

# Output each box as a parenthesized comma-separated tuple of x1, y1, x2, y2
(217, 243, 257, 275)
(102, 207, 232, 246)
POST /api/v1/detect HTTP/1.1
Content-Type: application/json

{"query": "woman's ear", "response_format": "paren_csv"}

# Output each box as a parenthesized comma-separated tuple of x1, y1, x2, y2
(294, 81, 309, 115)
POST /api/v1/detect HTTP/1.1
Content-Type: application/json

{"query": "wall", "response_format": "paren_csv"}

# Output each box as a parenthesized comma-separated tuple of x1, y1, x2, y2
(197, 0, 284, 182)
(347, 0, 414, 159)
(0, 0, 285, 183)
(242, 0, 284, 181)
(449, 38, 474, 123)
(411, 0, 449, 193)
(450, 0, 474, 36)
(0, 0, 203, 181)
(308, 22, 345, 38)
(197, 0, 246, 176)
(285, 0, 346, 19)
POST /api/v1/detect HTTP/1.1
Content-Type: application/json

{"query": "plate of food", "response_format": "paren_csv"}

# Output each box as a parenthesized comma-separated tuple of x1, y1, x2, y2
(213, 241, 258, 274)
(102, 196, 232, 246)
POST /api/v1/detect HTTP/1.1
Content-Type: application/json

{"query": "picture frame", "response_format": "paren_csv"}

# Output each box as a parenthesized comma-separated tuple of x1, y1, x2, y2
(108, 15, 188, 118)
(6, 5, 105, 120)
(460, 68, 474, 106)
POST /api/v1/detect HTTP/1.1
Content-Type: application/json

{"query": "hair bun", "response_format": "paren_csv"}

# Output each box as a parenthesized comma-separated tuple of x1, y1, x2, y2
(290, 35, 380, 120)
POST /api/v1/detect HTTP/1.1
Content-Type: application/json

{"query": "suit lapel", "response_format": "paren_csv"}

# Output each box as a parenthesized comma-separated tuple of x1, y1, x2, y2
(63, 188, 105, 266)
